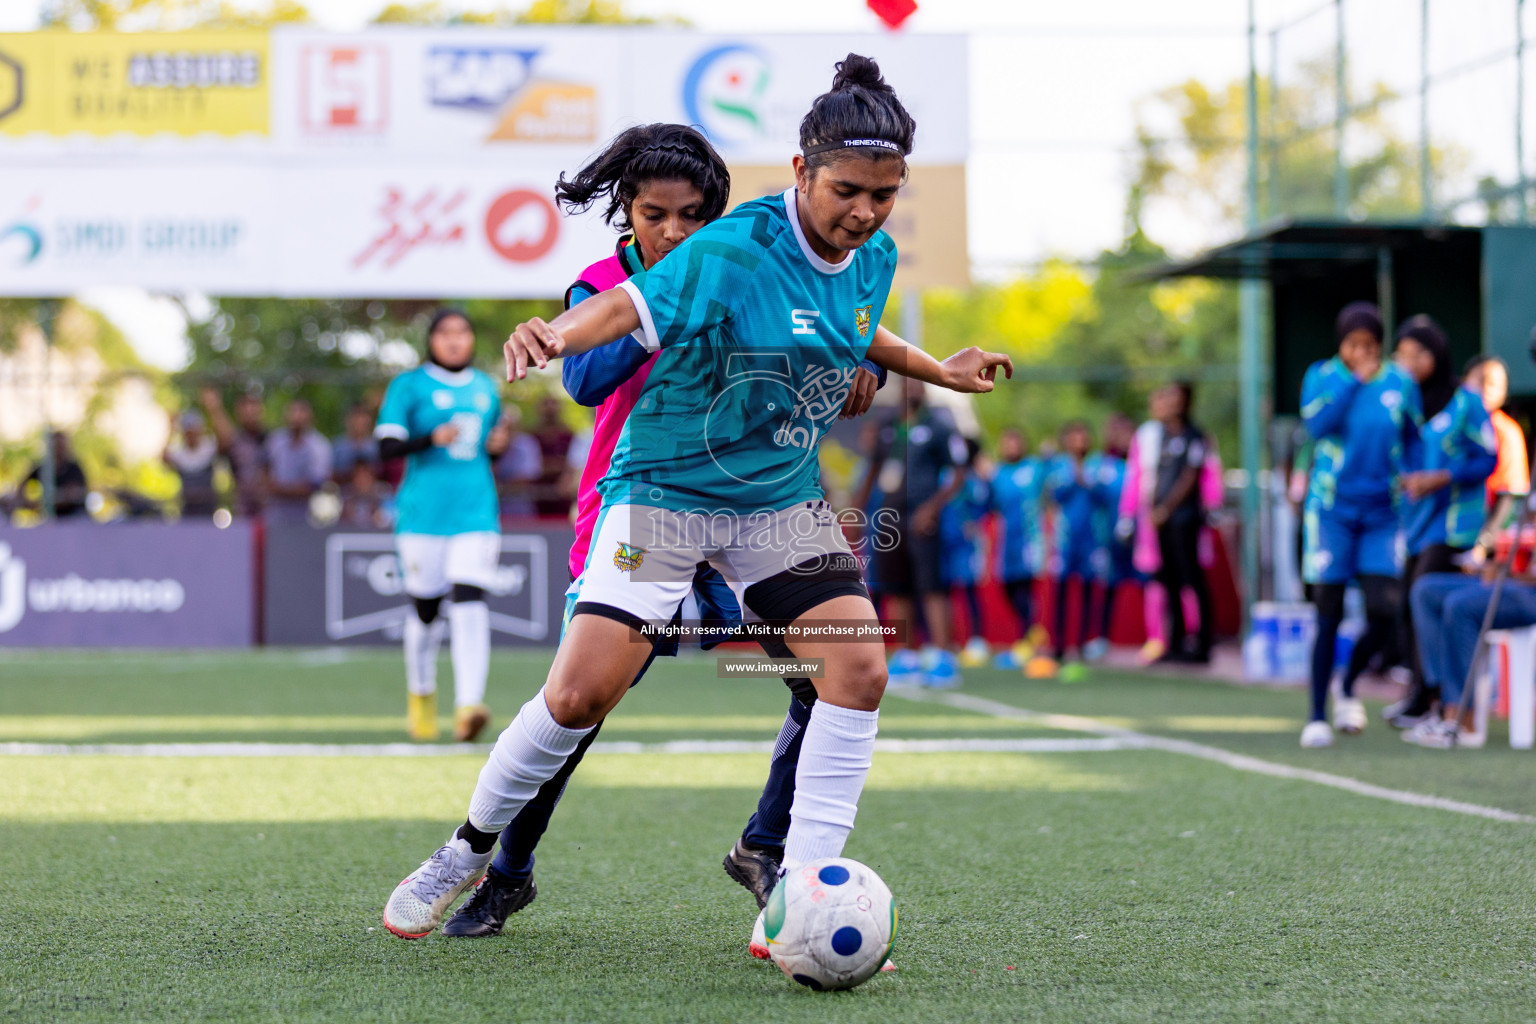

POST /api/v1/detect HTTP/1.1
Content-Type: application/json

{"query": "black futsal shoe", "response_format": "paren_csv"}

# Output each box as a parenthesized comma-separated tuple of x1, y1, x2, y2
(441, 871, 537, 937)
(723, 838, 783, 909)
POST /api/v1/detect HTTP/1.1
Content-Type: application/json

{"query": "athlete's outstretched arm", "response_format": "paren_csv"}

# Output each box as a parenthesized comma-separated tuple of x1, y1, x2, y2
(864, 329, 1013, 394)
(504, 289, 641, 381)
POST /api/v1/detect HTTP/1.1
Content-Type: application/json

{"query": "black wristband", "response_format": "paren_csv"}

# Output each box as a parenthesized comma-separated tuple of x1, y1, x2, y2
(378, 434, 433, 460)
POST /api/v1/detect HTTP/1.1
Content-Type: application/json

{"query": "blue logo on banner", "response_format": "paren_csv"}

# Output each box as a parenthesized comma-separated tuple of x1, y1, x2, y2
(0, 221, 41, 265)
(682, 43, 770, 148)
(426, 46, 540, 111)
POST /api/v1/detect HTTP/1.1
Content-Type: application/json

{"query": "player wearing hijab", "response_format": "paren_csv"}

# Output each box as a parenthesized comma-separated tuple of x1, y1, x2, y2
(1393, 316, 1498, 742)
(1296, 303, 1420, 749)
(382, 55, 1011, 948)
(375, 309, 510, 743)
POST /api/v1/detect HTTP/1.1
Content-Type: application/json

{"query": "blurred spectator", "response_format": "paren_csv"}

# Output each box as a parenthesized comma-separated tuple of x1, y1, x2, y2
(859, 378, 969, 687)
(1150, 382, 1216, 664)
(531, 395, 574, 517)
(1464, 355, 1529, 508)
(164, 411, 220, 519)
(332, 403, 381, 482)
(339, 461, 394, 529)
(1407, 565, 1536, 748)
(560, 428, 592, 519)
(202, 388, 269, 517)
(264, 399, 333, 524)
(494, 407, 541, 518)
(20, 431, 89, 519)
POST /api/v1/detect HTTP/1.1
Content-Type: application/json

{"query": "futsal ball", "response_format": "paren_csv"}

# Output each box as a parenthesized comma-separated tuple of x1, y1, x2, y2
(763, 857, 896, 990)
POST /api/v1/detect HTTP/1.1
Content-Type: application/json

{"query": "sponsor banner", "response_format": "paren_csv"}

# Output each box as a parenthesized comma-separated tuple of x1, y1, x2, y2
(281, 163, 613, 297)
(0, 161, 615, 296)
(0, 164, 275, 294)
(0, 160, 964, 293)
(727, 163, 970, 291)
(270, 28, 626, 153)
(263, 525, 569, 645)
(637, 33, 967, 166)
(0, 31, 270, 137)
(268, 29, 966, 165)
(0, 523, 255, 647)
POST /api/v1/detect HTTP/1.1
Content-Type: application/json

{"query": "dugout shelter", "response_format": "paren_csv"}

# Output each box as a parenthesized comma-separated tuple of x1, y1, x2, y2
(1145, 222, 1536, 412)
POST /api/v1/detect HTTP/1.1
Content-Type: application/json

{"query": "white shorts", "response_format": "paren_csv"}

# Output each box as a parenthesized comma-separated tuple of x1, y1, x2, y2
(575, 502, 854, 624)
(397, 532, 501, 598)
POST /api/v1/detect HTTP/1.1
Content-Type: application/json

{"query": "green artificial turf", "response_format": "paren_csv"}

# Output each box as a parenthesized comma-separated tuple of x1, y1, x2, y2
(2, 649, 1535, 1023)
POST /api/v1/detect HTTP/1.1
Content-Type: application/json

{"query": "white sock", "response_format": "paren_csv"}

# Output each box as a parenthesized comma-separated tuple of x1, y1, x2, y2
(449, 600, 490, 708)
(466, 687, 593, 832)
(784, 702, 879, 866)
(403, 615, 445, 696)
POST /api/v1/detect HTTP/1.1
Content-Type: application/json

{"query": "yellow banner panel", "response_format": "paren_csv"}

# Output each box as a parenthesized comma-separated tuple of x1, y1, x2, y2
(727, 163, 970, 291)
(0, 31, 270, 137)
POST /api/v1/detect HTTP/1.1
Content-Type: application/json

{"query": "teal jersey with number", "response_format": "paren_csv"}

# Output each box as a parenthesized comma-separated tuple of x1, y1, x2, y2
(604, 188, 897, 515)
(375, 364, 502, 536)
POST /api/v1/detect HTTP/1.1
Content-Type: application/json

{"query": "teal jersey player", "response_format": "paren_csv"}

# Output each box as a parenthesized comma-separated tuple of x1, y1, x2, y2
(608, 188, 897, 515)
(376, 364, 503, 536)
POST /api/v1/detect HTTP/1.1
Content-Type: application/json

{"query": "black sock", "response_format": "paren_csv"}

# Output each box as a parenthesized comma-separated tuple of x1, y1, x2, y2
(1310, 614, 1342, 723)
(457, 820, 498, 854)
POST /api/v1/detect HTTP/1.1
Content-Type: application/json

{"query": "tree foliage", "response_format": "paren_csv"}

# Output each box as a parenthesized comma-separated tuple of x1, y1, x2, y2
(41, 0, 311, 30)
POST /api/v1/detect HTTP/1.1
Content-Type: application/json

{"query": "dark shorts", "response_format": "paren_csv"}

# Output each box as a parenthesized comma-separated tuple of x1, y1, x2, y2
(873, 512, 945, 597)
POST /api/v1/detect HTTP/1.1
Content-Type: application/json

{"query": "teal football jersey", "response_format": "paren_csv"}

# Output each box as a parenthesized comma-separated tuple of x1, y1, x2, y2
(607, 188, 898, 514)
(375, 364, 502, 536)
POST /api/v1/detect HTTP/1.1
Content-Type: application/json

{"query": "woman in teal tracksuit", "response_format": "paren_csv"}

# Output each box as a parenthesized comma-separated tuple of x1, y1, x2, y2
(1389, 315, 1499, 726)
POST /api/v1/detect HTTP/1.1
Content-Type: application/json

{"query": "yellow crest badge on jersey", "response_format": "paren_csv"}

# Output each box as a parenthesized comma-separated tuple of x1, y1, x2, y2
(854, 305, 872, 338)
(614, 542, 646, 572)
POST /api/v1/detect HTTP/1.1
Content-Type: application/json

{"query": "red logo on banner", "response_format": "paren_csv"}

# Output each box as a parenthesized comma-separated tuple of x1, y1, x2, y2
(353, 188, 466, 269)
(484, 190, 559, 263)
(301, 45, 389, 135)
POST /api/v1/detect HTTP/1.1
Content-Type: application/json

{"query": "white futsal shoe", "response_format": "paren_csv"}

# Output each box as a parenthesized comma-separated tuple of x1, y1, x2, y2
(1299, 720, 1334, 748)
(1333, 696, 1367, 735)
(383, 834, 494, 939)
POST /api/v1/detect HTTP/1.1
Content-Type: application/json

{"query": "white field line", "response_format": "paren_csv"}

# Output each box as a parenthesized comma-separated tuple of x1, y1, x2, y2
(0, 736, 1137, 758)
(889, 685, 1536, 825)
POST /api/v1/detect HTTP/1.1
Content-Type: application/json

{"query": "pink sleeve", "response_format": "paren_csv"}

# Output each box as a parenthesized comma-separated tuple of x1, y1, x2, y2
(1200, 439, 1225, 510)
(1119, 437, 1142, 519)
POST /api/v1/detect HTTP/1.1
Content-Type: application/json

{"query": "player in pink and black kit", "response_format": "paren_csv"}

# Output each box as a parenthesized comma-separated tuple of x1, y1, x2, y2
(440, 123, 890, 940)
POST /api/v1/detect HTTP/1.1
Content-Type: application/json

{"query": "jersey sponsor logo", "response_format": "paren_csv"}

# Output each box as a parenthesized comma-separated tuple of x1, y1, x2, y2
(855, 304, 871, 338)
(613, 542, 646, 572)
(790, 308, 819, 335)
(432, 390, 454, 409)
(1380, 390, 1402, 410)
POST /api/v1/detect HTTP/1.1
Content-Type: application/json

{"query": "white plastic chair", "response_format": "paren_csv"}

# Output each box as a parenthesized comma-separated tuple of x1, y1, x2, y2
(1484, 627, 1536, 749)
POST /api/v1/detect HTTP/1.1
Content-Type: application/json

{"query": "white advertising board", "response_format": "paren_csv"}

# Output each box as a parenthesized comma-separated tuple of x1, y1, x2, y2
(266, 29, 967, 166)
(0, 28, 968, 295)
(0, 161, 619, 297)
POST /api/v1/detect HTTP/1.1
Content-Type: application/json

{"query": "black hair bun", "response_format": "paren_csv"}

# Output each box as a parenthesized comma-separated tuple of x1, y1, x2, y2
(831, 53, 889, 93)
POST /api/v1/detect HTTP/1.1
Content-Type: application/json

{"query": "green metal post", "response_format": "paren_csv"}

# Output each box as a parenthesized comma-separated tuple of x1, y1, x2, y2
(1267, 28, 1281, 220)
(1241, 0, 1265, 620)
(1519, 0, 1529, 222)
(1420, 0, 1432, 215)
(1334, 0, 1349, 216)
